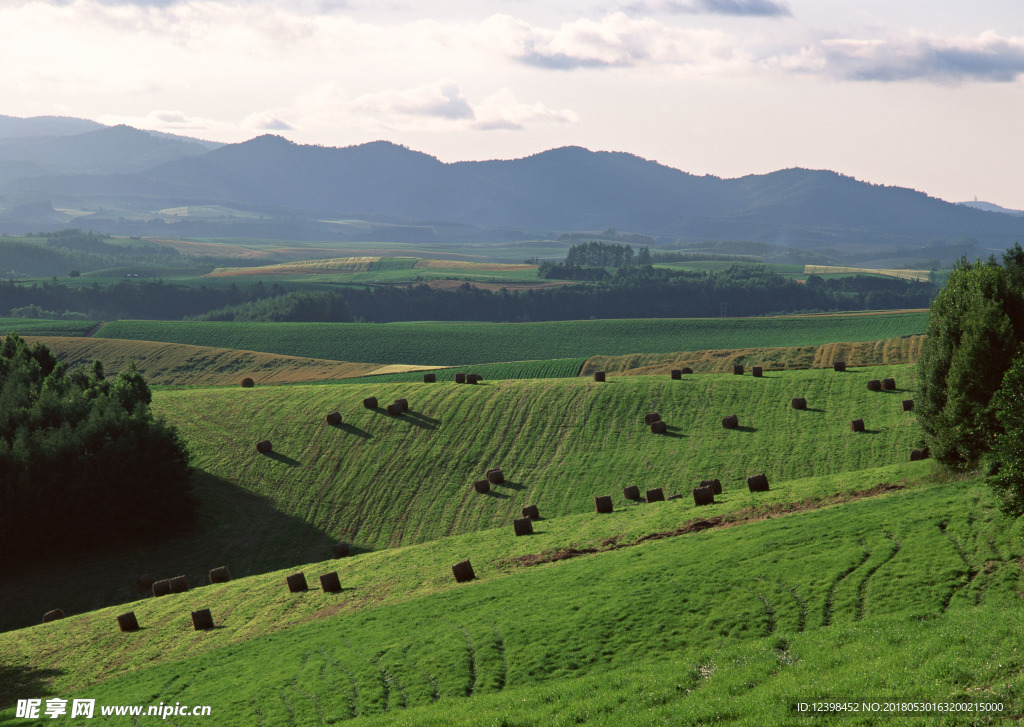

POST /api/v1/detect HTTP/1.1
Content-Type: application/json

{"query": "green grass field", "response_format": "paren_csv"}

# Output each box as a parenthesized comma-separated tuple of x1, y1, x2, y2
(96, 312, 929, 366)
(0, 318, 98, 337)
(340, 358, 587, 384)
(3, 468, 1021, 725)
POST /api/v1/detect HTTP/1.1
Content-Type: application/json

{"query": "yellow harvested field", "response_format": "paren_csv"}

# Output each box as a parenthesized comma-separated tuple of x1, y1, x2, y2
(413, 260, 538, 271)
(144, 238, 274, 259)
(582, 335, 926, 376)
(363, 364, 450, 376)
(205, 256, 382, 277)
(804, 265, 933, 282)
(23, 337, 380, 386)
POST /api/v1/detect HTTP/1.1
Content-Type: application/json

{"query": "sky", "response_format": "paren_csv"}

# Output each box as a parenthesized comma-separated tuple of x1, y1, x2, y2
(2, 0, 1022, 208)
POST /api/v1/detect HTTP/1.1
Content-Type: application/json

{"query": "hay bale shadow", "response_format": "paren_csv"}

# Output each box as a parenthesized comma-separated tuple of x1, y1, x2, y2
(481, 489, 510, 499)
(804, 406, 825, 413)
(394, 412, 437, 430)
(495, 479, 525, 491)
(336, 422, 372, 439)
(862, 428, 882, 435)
(405, 410, 441, 426)
(735, 425, 758, 433)
(266, 452, 300, 467)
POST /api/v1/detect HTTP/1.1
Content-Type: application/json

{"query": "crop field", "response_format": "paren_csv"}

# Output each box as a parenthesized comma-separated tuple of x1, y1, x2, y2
(0, 319, 99, 337)
(19, 336, 380, 386)
(346, 358, 587, 384)
(96, 311, 929, 366)
(804, 265, 933, 282)
(4, 470, 1023, 725)
(148, 366, 921, 554)
(586, 335, 926, 376)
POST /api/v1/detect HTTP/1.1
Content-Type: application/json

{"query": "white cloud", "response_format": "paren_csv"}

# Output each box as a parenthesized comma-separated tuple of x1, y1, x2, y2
(485, 12, 751, 73)
(770, 31, 1024, 83)
(350, 80, 577, 132)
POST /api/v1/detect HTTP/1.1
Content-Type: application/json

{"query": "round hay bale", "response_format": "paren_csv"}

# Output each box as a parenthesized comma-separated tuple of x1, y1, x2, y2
(136, 574, 154, 592)
(386, 403, 403, 416)
(208, 566, 230, 584)
(42, 609, 64, 623)
(319, 571, 342, 593)
(646, 487, 665, 503)
(692, 486, 715, 506)
(866, 379, 882, 392)
(850, 418, 865, 433)
(326, 411, 342, 426)
(882, 378, 896, 390)
(363, 396, 378, 409)
(332, 542, 350, 558)
(395, 398, 408, 411)
(452, 560, 475, 583)
(902, 399, 914, 412)
(467, 374, 479, 385)
(700, 478, 722, 495)
(833, 361, 846, 372)
(595, 495, 613, 513)
(240, 377, 254, 388)
(423, 373, 437, 383)
(513, 517, 534, 536)
(733, 365, 744, 375)
(747, 473, 770, 492)
(910, 447, 931, 461)
(151, 579, 171, 598)
(670, 369, 682, 380)
(117, 611, 139, 632)
(593, 371, 606, 382)
(286, 572, 308, 593)
(791, 397, 807, 410)
(256, 439, 273, 454)
(486, 468, 504, 485)
(644, 413, 661, 425)
(191, 608, 214, 631)
(522, 504, 540, 519)
(623, 485, 641, 500)
(722, 414, 739, 429)
(169, 575, 189, 594)
(752, 366, 763, 377)
(454, 373, 466, 384)
(681, 367, 694, 374)
(651, 420, 668, 434)
(473, 479, 490, 494)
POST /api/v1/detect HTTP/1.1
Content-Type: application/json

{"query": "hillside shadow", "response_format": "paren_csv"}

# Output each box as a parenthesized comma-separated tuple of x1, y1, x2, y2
(0, 664, 63, 708)
(266, 452, 300, 467)
(335, 422, 372, 439)
(0, 469, 339, 634)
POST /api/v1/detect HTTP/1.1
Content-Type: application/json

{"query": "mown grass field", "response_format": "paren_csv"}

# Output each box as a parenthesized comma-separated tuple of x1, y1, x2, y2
(587, 335, 926, 376)
(342, 358, 587, 384)
(96, 312, 929, 366)
(0, 365, 919, 633)
(20, 336, 380, 386)
(3, 469, 1022, 725)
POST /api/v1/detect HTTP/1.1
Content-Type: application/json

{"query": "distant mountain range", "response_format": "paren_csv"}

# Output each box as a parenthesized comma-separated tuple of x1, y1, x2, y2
(0, 115, 1021, 265)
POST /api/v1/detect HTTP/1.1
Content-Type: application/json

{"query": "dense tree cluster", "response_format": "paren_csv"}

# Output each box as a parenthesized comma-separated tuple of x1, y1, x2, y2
(196, 290, 353, 322)
(916, 247, 1024, 469)
(0, 333, 193, 563)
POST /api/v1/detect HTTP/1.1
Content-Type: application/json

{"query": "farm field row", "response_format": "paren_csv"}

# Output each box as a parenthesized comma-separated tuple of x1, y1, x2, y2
(0, 318, 98, 337)
(96, 311, 929, 366)
(4, 472, 1021, 724)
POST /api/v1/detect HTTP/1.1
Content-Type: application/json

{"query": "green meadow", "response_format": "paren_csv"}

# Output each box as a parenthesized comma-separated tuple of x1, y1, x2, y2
(97, 312, 929, 366)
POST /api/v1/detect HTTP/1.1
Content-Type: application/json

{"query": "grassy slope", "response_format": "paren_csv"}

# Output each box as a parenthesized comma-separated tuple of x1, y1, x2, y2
(152, 366, 922, 554)
(0, 365, 919, 633)
(21, 336, 380, 386)
(586, 335, 926, 376)
(0, 318, 97, 337)
(96, 312, 929, 366)
(4, 470, 1022, 725)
